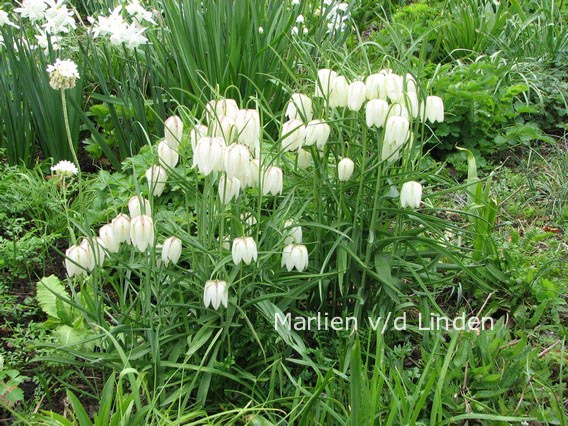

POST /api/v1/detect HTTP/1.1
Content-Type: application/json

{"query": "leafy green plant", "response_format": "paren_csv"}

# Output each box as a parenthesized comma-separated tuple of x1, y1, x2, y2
(0, 27, 83, 165)
(0, 355, 28, 409)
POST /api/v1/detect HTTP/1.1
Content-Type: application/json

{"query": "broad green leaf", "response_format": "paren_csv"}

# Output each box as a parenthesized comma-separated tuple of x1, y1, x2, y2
(36, 275, 70, 320)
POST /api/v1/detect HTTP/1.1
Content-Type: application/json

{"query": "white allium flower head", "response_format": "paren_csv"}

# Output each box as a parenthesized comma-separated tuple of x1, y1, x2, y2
(51, 160, 78, 177)
(46, 58, 80, 90)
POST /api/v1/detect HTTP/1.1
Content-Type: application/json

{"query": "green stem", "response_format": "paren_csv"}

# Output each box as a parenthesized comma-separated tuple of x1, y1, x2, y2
(61, 89, 79, 169)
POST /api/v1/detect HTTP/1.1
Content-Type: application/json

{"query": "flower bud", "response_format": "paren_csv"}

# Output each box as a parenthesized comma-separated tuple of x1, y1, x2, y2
(366, 99, 389, 128)
(203, 280, 228, 310)
(218, 176, 241, 204)
(99, 223, 120, 253)
(281, 244, 309, 272)
(193, 137, 226, 175)
(304, 119, 330, 149)
(347, 81, 366, 112)
(162, 236, 182, 266)
(337, 157, 355, 181)
(262, 166, 283, 196)
(145, 165, 168, 197)
(130, 215, 155, 252)
(164, 115, 183, 149)
(281, 119, 306, 152)
(400, 181, 422, 209)
(158, 140, 179, 169)
(285, 93, 313, 122)
(231, 236, 258, 265)
(128, 195, 151, 218)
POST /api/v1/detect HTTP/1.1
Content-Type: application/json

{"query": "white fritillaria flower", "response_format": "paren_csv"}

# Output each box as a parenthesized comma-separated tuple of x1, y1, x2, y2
(162, 236, 182, 266)
(128, 195, 151, 218)
(347, 81, 366, 112)
(231, 237, 258, 265)
(304, 119, 330, 149)
(385, 72, 403, 102)
(366, 99, 389, 128)
(203, 280, 228, 310)
(424, 96, 444, 123)
(218, 176, 241, 204)
(130, 215, 154, 252)
(111, 213, 131, 243)
(145, 165, 168, 197)
(249, 158, 261, 187)
(99, 223, 120, 253)
(157, 140, 179, 169)
(315, 68, 337, 98)
(79, 237, 105, 269)
(329, 75, 349, 108)
(206, 98, 239, 123)
(193, 137, 226, 176)
(337, 157, 355, 181)
(365, 73, 387, 100)
(164, 115, 183, 149)
(382, 116, 410, 162)
(285, 93, 313, 122)
(281, 244, 309, 272)
(297, 149, 312, 170)
(400, 181, 423, 209)
(388, 103, 410, 122)
(404, 92, 419, 119)
(50, 160, 78, 177)
(284, 220, 302, 245)
(224, 143, 251, 183)
(281, 119, 306, 152)
(190, 124, 208, 150)
(235, 109, 261, 155)
(46, 58, 80, 90)
(212, 115, 237, 143)
(262, 166, 283, 196)
(65, 244, 90, 277)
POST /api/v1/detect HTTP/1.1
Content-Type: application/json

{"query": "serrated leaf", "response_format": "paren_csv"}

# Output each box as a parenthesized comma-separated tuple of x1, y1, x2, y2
(36, 275, 70, 320)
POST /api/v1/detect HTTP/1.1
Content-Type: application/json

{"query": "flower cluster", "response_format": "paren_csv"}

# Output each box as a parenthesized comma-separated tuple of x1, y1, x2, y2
(46, 57, 79, 90)
(50, 159, 78, 177)
(11, 0, 76, 50)
(87, 1, 155, 49)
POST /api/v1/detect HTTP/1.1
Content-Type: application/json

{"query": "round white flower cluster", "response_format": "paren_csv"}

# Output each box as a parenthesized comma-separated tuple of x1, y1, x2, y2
(46, 57, 79, 89)
(50, 159, 78, 176)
